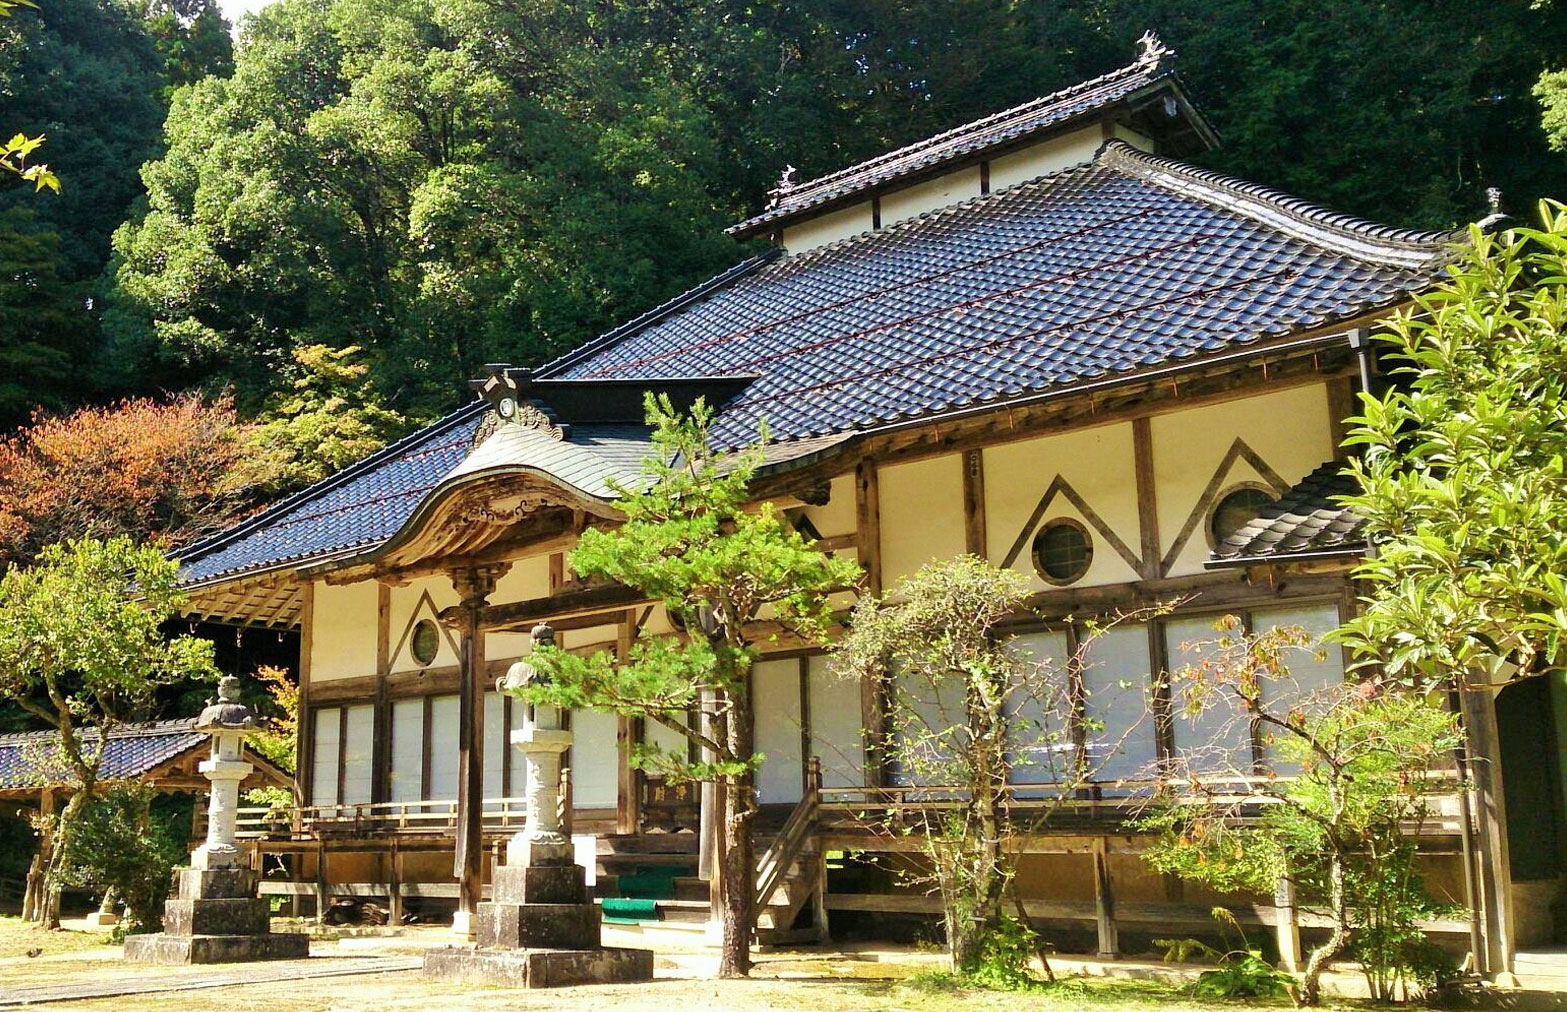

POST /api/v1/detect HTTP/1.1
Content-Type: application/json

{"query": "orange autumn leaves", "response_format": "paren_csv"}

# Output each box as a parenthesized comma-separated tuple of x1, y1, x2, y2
(0, 394, 268, 565)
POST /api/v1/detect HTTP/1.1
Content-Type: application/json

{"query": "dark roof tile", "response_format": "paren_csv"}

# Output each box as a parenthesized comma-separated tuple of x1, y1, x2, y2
(1207, 461, 1367, 567)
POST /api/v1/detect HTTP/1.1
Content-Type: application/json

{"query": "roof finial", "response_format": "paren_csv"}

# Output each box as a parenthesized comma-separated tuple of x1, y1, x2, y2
(1136, 30, 1172, 69)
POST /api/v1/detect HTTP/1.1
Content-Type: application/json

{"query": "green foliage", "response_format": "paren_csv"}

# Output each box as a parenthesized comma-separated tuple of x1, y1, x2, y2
(523, 394, 859, 780)
(245, 345, 410, 495)
(1338, 209, 1567, 689)
(0, 209, 87, 423)
(1157, 909, 1295, 999)
(0, 537, 220, 756)
(0, 132, 57, 193)
(961, 916, 1046, 991)
(1141, 623, 1461, 1004)
(55, 785, 186, 933)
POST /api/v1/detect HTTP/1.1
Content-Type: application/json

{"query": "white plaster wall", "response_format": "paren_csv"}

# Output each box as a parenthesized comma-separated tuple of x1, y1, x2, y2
(983, 421, 1141, 591)
(387, 576, 460, 674)
(988, 125, 1105, 191)
(310, 581, 378, 681)
(806, 654, 864, 789)
(1152, 383, 1334, 577)
(798, 473, 857, 540)
(878, 454, 967, 588)
(782, 202, 874, 254)
(880, 164, 982, 229)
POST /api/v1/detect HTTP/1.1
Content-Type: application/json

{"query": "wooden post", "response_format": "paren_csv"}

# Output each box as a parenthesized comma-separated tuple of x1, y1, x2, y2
(616, 611, 641, 836)
(855, 458, 882, 596)
(961, 449, 987, 559)
(371, 582, 392, 804)
(296, 581, 315, 811)
(1462, 685, 1518, 983)
(450, 563, 506, 939)
(1093, 837, 1119, 958)
(1132, 417, 1162, 580)
(1274, 861, 1302, 973)
(388, 841, 404, 926)
(314, 839, 328, 925)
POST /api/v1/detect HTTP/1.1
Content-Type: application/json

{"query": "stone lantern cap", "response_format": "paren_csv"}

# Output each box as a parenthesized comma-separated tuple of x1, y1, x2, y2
(195, 675, 257, 732)
(499, 623, 556, 693)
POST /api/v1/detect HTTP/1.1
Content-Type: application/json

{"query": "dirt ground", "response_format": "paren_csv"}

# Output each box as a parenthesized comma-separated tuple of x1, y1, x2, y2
(0, 919, 1323, 1012)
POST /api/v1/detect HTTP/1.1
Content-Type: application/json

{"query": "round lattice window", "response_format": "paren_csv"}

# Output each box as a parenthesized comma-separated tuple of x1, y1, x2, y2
(1032, 518, 1093, 586)
(411, 619, 440, 667)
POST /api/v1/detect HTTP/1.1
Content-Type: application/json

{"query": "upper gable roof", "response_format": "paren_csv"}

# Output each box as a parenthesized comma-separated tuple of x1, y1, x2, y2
(545, 141, 1454, 452)
(729, 40, 1217, 239)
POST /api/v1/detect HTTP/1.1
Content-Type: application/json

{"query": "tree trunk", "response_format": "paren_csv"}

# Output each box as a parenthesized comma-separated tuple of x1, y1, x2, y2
(1299, 851, 1350, 1006)
(42, 790, 88, 931)
(717, 686, 756, 978)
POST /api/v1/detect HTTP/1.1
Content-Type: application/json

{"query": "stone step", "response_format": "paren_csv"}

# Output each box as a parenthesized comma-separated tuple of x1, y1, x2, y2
(595, 834, 701, 856)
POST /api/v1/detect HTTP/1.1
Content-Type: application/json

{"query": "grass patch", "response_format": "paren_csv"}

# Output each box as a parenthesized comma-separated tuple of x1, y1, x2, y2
(0, 915, 114, 959)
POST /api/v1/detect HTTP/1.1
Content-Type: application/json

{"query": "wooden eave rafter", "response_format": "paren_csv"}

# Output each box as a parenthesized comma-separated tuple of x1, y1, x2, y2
(181, 573, 304, 630)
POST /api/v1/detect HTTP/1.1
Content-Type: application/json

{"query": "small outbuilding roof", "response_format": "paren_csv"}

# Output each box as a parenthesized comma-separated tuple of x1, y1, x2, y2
(0, 719, 289, 798)
(1206, 460, 1367, 568)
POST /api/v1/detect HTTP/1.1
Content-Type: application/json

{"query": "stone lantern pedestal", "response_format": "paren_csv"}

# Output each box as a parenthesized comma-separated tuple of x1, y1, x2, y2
(126, 676, 308, 964)
(423, 624, 653, 988)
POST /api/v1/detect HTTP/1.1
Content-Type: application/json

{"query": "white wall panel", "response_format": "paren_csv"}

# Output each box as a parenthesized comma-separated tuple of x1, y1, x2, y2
(571, 709, 619, 808)
(428, 695, 460, 801)
(754, 659, 804, 804)
(389, 699, 424, 803)
(808, 655, 864, 789)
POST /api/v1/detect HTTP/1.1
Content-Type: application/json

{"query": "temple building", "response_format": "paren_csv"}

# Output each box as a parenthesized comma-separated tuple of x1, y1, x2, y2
(174, 36, 1555, 976)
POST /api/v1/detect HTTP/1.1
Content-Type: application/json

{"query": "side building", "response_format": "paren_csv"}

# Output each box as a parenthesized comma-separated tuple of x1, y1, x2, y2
(174, 37, 1562, 975)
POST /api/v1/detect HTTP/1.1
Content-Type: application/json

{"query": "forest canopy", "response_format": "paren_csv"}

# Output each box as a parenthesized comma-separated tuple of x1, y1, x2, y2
(3, 0, 1567, 470)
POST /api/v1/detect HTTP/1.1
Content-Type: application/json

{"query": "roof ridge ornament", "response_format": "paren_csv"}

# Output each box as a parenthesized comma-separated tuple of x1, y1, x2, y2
(765, 164, 799, 210)
(1135, 30, 1173, 71)
(470, 363, 570, 442)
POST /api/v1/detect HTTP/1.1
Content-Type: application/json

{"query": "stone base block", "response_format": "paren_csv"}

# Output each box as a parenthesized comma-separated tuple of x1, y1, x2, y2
(492, 864, 586, 906)
(164, 896, 270, 937)
(421, 945, 653, 988)
(124, 931, 309, 964)
(84, 911, 118, 927)
(176, 867, 258, 900)
(479, 902, 600, 951)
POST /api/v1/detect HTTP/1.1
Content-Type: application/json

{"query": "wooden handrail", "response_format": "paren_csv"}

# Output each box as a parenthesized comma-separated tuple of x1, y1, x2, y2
(753, 757, 821, 924)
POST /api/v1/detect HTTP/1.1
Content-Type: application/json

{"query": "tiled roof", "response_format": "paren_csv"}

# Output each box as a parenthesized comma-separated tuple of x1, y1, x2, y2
(547, 141, 1453, 451)
(731, 51, 1210, 237)
(0, 719, 205, 790)
(444, 423, 656, 499)
(178, 404, 486, 586)
(1207, 460, 1367, 567)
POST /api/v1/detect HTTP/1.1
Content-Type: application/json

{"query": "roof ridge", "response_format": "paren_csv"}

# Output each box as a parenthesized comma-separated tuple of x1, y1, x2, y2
(537, 249, 784, 378)
(0, 717, 198, 746)
(177, 401, 486, 576)
(1098, 140, 1459, 269)
(777, 60, 1155, 204)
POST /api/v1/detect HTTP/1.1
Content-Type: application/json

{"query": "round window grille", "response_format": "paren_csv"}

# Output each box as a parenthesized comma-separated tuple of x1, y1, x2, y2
(1032, 518, 1093, 585)
(411, 619, 440, 667)
(1209, 486, 1276, 546)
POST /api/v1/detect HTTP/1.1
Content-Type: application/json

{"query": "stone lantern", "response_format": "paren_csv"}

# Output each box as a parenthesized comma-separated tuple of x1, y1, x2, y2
(125, 674, 309, 964)
(423, 623, 653, 988)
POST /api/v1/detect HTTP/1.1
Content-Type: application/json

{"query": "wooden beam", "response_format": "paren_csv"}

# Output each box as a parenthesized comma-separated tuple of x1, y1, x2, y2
(1326, 376, 1356, 461)
(855, 458, 882, 597)
(961, 449, 987, 559)
(456, 584, 651, 632)
(1132, 416, 1161, 580)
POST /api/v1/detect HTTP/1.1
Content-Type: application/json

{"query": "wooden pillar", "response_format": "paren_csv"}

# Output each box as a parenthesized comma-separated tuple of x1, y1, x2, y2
(616, 611, 641, 836)
(855, 458, 882, 597)
(296, 582, 315, 811)
(1462, 685, 1518, 982)
(450, 563, 507, 939)
(1093, 837, 1119, 958)
(961, 449, 986, 559)
(1274, 859, 1302, 973)
(388, 841, 404, 926)
(371, 582, 392, 804)
(1132, 417, 1162, 580)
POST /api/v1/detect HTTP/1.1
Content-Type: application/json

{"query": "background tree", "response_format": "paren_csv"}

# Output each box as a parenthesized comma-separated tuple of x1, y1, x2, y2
(1141, 619, 1461, 1004)
(0, 393, 270, 565)
(520, 395, 860, 978)
(1337, 211, 1567, 688)
(832, 555, 1158, 979)
(0, 537, 219, 927)
(0, 209, 84, 423)
(55, 784, 187, 933)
